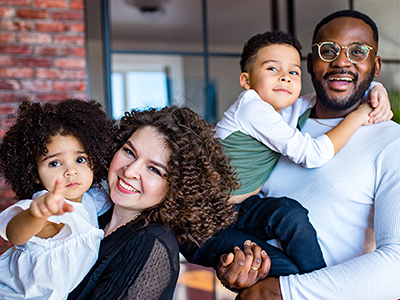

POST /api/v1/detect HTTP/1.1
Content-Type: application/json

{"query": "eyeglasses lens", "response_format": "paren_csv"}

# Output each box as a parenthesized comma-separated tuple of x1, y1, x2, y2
(320, 43, 340, 61)
(319, 42, 369, 63)
(348, 44, 369, 62)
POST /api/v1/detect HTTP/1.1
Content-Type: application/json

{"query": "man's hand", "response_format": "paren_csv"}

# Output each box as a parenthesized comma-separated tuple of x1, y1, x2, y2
(216, 240, 270, 291)
(30, 178, 74, 219)
(236, 277, 282, 300)
(368, 83, 393, 124)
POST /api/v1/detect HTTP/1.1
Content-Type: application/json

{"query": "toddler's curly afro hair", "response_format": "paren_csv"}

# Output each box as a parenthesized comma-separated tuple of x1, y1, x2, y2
(0, 99, 117, 200)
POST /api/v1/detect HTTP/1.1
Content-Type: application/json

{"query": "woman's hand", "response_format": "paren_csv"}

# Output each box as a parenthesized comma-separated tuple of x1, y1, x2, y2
(216, 240, 270, 291)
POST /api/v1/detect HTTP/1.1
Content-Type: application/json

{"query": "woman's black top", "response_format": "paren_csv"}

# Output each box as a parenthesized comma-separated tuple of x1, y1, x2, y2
(68, 208, 180, 300)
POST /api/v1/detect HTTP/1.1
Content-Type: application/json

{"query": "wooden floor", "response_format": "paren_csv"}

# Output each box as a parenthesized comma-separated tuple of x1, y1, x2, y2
(174, 257, 236, 300)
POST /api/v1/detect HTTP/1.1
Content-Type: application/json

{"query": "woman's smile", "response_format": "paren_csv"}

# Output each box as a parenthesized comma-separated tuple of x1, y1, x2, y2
(117, 177, 140, 193)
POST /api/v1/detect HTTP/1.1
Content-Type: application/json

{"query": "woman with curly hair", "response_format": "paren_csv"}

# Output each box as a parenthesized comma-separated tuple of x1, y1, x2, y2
(68, 105, 239, 300)
(0, 99, 117, 300)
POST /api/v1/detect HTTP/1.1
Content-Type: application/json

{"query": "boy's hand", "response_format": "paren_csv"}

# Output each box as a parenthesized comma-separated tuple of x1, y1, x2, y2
(30, 178, 74, 219)
(352, 102, 373, 126)
(216, 240, 270, 291)
(368, 83, 393, 124)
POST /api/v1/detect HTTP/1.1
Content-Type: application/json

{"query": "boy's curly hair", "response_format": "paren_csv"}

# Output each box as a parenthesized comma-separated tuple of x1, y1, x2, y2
(240, 30, 303, 72)
(0, 99, 117, 200)
(117, 106, 240, 246)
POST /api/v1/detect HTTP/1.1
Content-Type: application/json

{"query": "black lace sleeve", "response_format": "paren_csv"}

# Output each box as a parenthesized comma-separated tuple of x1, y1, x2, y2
(69, 223, 179, 300)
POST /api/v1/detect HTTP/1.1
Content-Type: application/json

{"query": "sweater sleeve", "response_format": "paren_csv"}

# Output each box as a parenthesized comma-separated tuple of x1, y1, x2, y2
(279, 138, 400, 300)
(236, 90, 334, 168)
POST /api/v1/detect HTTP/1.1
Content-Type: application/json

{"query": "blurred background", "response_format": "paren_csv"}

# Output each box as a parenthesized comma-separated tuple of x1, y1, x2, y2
(0, 1, 399, 299)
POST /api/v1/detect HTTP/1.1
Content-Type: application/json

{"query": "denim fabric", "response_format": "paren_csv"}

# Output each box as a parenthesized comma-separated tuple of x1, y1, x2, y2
(180, 195, 325, 277)
(234, 195, 326, 274)
(180, 227, 300, 277)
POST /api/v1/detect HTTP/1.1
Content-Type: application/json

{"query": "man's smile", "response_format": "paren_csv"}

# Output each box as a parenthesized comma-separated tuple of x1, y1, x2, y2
(323, 71, 357, 91)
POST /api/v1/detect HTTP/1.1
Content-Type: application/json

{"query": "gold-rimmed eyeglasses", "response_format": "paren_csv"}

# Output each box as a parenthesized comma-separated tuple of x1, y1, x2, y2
(312, 41, 375, 64)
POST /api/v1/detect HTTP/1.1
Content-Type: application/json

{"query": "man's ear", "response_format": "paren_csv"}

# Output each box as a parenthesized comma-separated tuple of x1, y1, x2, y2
(307, 53, 313, 75)
(239, 72, 251, 90)
(374, 55, 382, 78)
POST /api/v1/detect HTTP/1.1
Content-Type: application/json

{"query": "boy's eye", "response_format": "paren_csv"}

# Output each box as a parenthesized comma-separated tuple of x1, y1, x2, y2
(267, 66, 278, 71)
(76, 156, 87, 164)
(49, 161, 61, 168)
(290, 70, 299, 75)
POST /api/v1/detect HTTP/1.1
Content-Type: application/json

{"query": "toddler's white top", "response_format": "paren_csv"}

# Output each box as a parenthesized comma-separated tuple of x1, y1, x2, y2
(0, 187, 111, 300)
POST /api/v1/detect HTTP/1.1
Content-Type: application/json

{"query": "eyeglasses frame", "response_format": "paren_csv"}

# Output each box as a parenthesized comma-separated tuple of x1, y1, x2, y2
(312, 41, 376, 64)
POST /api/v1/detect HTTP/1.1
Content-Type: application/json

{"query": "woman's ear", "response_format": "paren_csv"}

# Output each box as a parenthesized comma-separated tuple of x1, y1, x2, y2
(239, 72, 251, 90)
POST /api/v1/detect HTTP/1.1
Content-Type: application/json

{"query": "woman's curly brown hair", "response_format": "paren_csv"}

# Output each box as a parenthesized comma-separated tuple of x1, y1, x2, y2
(116, 106, 240, 246)
(0, 99, 117, 200)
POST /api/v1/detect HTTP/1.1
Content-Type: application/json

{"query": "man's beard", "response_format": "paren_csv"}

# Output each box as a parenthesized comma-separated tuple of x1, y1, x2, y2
(310, 67, 375, 111)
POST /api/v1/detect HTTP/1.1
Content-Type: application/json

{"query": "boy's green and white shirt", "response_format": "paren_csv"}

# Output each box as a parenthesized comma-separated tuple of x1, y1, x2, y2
(215, 89, 333, 195)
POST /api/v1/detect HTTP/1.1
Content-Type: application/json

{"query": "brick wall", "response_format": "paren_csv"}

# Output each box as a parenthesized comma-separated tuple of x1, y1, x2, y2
(0, 0, 88, 253)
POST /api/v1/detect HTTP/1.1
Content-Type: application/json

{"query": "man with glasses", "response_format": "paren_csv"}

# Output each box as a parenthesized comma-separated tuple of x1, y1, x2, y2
(217, 9, 400, 300)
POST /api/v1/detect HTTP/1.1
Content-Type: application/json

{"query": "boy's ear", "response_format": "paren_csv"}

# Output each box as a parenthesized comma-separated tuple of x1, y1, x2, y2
(239, 72, 251, 90)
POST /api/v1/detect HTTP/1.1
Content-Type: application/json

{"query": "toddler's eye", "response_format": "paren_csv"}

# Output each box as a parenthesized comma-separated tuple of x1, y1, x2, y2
(76, 156, 87, 164)
(267, 67, 278, 71)
(49, 161, 61, 168)
(290, 71, 299, 75)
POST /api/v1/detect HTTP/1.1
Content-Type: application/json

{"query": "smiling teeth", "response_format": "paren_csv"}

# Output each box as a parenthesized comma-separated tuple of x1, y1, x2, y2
(119, 179, 139, 192)
(329, 77, 353, 82)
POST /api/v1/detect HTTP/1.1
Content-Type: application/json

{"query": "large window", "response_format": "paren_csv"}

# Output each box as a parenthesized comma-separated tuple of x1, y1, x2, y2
(111, 53, 185, 118)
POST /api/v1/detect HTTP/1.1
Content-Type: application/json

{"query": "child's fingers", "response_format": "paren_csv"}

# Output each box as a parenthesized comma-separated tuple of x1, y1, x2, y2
(52, 178, 65, 199)
(368, 84, 391, 122)
(30, 200, 47, 219)
(44, 194, 62, 214)
(369, 91, 379, 108)
(369, 103, 393, 123)
(61, 201, 74, 213)
(369, 83, 388, 110)
(369, 96, 385, 117)
(45, 178, 68, 215)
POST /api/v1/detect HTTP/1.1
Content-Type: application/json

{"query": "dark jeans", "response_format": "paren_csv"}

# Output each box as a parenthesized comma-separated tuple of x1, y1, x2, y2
(180, 195, 325, 277)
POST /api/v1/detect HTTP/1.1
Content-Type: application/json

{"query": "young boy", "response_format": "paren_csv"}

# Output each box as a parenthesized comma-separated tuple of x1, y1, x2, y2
(181, 30, 390, 277)
(217, 30, 382, 203)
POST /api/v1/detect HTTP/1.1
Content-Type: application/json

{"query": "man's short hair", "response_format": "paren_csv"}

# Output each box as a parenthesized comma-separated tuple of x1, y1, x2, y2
(312, 10, 379, 44)
(240, 30, 302, 72)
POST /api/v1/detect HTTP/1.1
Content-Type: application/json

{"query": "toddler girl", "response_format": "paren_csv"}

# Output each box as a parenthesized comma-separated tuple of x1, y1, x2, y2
(0, 99, 116, 300)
